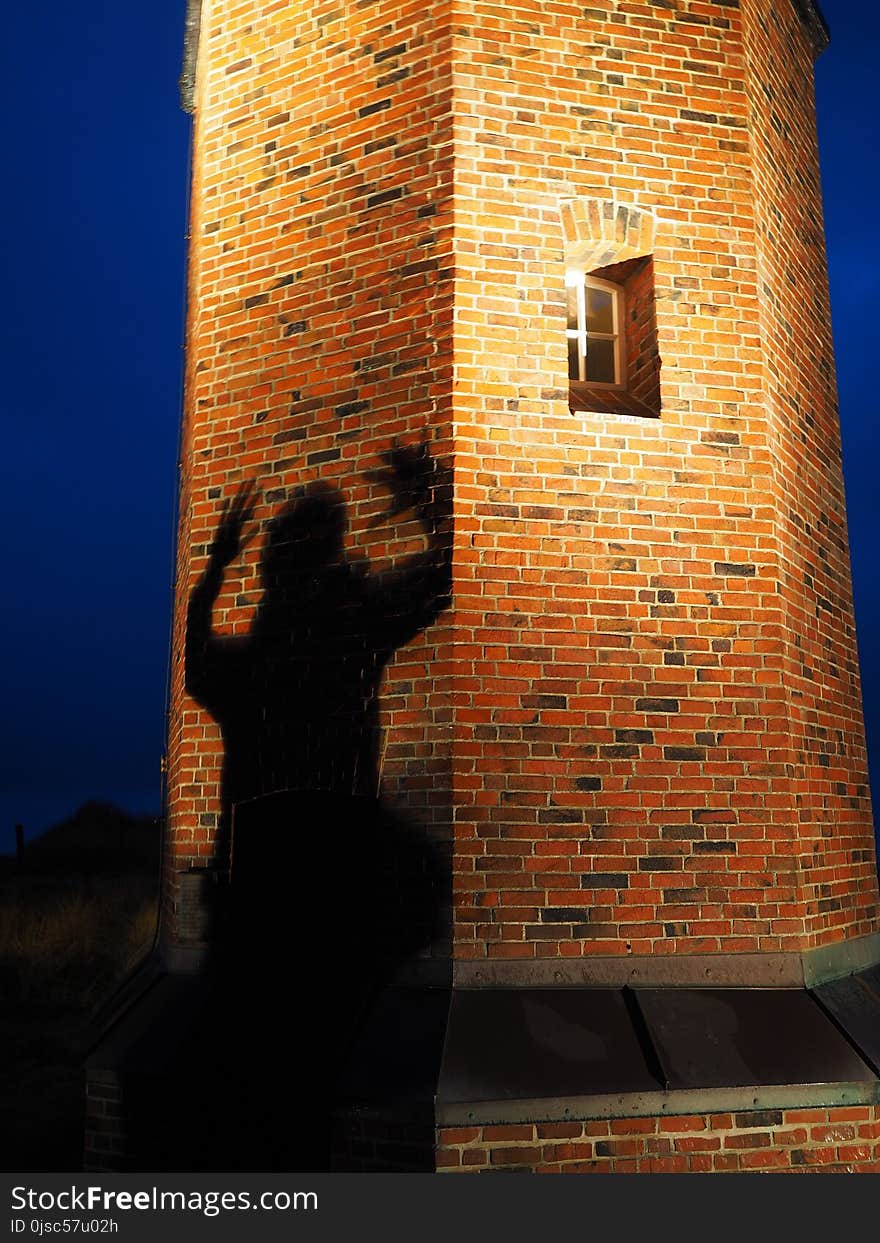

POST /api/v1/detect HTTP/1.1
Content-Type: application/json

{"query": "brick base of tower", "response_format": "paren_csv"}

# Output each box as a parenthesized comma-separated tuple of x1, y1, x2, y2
(85, 956, 880, 1172)
(435, 1110, 880, 1174)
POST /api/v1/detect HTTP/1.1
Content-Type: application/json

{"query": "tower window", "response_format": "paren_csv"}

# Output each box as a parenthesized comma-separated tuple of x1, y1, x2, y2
(566, 271, 625, 389)
(564, 255, 660, 419)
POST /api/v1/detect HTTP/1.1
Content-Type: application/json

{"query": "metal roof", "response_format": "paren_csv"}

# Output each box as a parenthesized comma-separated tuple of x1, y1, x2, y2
(434, 977, 880, 1126)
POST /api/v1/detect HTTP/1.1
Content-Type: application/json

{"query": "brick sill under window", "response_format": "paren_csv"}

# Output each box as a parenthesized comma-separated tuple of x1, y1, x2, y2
(569, 383, 659, 420)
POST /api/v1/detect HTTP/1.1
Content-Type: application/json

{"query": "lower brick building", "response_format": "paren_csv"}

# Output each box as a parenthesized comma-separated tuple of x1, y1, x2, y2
(435, 1108, 880, 1174)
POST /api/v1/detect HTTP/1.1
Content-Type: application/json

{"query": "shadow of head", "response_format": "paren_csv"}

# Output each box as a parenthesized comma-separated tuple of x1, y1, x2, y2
(260, 482, 346, 587)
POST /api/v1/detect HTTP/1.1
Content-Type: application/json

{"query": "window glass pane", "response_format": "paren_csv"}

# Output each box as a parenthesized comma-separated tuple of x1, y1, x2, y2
(567, 337, 581, 381)
(586, 285, 614, 334)
(566, 282, 579, 332)
(585, 337, 616, 384)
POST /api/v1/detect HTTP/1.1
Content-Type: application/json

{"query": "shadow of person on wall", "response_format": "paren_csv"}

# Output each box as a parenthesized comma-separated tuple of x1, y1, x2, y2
(177, 439, 452, 1170)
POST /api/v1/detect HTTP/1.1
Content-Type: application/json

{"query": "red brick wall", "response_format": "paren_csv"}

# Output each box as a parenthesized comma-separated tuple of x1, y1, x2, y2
(167, 0, 878, 962)
(446, 0, 878, 963)
(740, 3, 876, 948)
(332, 1103, 437, 1172)
(164, 0, 456, 941)
(84, 1072, 125, 1172)
(621, 257, 661, 413)
(437, 1106, 880, 1173)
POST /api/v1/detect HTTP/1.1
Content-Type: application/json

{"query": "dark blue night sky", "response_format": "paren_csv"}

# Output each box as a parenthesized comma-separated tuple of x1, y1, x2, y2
(2, 4, 190, 843)
(1, 2, 877, 849)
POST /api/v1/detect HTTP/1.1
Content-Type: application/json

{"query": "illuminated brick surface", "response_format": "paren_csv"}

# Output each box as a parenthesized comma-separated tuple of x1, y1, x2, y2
(166, 0, 879, 965)
(436, 1107, 880, 1173)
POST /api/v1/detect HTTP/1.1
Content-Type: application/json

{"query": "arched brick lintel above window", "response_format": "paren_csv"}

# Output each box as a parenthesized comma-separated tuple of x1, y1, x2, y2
(559, 199, 655, 273)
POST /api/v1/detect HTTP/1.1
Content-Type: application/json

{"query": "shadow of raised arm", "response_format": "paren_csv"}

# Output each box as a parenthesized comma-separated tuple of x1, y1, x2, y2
(368, 439, 453, 648)
(185, 480, 258, 708)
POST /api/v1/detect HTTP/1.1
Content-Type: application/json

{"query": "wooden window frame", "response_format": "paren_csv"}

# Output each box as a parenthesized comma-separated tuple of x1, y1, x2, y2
(565, 270, 626, 391)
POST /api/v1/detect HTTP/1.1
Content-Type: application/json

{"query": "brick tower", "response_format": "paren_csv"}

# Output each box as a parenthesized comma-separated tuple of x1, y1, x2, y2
(86, 0, 880, 1172)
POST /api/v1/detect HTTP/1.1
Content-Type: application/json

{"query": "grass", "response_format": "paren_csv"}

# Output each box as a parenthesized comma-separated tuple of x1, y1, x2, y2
(0, 803, 160, 1171)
